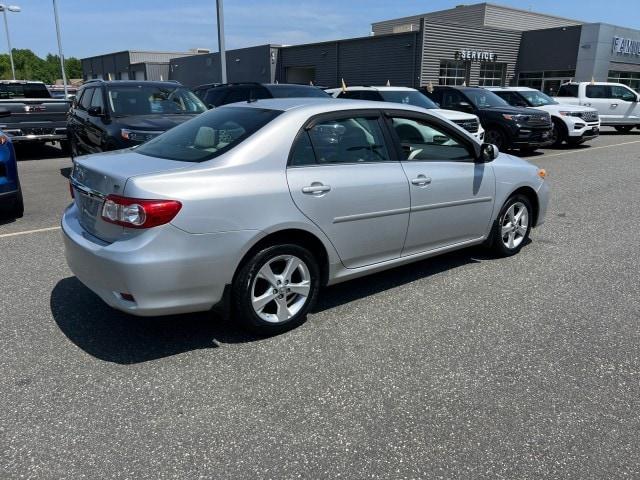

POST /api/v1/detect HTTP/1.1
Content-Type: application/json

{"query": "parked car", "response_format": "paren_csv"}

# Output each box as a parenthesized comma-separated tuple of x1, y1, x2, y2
(193, 82, 330, 108)
(0, 80, 71, 149)
(63, 98, 549, 334)
(487, 86, 600, 146)
(555, 82, 640, 132)
(326, 86, 485, 141)
(67, 80, 207, 157)
(424, 86, 553, 152)
(0, 126, 23, 218)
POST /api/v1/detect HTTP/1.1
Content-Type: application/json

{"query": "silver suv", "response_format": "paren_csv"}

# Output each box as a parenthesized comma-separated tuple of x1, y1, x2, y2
(63, 98, 549, 334)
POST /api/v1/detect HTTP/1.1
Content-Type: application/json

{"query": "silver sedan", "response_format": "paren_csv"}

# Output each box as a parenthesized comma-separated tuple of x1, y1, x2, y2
(62, 98, 549, 334)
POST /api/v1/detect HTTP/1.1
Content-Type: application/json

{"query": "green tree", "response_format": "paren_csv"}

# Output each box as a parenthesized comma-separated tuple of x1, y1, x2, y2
(0, 48, 82, 83)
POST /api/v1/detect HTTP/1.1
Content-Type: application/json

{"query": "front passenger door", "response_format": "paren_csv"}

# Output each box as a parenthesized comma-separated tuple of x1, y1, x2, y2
(286, 111, 410, 268)
(386, 113, 496, 255)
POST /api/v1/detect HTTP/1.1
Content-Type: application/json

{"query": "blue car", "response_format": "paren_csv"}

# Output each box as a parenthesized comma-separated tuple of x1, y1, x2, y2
(0, 130, 23, 218)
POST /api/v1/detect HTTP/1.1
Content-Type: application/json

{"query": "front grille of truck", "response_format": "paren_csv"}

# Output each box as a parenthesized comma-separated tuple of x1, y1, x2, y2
(452, 118, 479, 133)
(526, 113, 552, 126)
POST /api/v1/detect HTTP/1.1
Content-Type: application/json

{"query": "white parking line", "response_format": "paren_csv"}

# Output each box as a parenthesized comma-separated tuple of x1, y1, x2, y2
(0, 226, 61, 239)
(543, 139, 640, 157)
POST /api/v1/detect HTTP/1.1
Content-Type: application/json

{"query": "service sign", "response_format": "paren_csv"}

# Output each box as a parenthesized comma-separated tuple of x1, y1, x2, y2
(613, 36, 640, 57)
(454, 50, 498, 62)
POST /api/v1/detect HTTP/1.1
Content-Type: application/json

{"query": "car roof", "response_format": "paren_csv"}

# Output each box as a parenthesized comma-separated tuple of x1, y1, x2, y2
(433, 86, 484, 91)
(485, 87, 536, 92)
(82, 80, 183, 88)
(326, 86, 417, 92)
(225, 97, 435, 115)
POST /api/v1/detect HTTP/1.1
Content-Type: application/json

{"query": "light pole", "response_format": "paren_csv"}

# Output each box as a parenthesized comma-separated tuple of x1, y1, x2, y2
(0, 4, 20, 81)
(216, 0, 227, 84)
(52, 0, 67, 98)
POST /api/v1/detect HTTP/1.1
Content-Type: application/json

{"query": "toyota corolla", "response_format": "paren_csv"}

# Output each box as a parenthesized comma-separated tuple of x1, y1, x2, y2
(62, 98, 549, 334)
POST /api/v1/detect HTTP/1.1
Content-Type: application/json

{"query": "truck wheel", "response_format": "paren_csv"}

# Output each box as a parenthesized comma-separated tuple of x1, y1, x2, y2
(614, 126, 633, 133)
(551, 120, 567, 147)
(59, 140, 71, 155)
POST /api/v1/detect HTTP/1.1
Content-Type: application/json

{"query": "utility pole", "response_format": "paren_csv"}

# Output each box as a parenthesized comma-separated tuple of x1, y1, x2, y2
(0, 4, 20, 80)
(216, 0, 227, 84)
(52, 0, 68, 98)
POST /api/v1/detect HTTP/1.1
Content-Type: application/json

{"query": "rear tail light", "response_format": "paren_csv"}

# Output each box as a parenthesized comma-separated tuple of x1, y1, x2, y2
(101, 195, 182, 229)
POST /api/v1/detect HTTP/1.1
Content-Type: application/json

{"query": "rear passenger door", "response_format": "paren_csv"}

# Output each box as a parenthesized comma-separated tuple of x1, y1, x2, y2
(286, 110, 410, 268)
(385, 111, 496, 255)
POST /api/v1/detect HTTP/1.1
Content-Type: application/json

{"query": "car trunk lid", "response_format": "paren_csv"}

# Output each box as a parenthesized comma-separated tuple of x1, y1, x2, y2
(71, 150, 190, 242)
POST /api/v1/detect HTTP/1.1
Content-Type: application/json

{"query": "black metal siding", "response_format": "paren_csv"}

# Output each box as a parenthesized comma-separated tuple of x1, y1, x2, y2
(518, 26, 582, 73)
(278, 33, 421, 88)
(169, 45, 273, 87)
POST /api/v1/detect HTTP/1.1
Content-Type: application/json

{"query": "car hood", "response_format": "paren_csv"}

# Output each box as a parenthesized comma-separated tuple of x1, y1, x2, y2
(432, 109, 478, 121)
(483, 105, 538, 115)
(529, 103, 598, 114)
(116, 113, 200, 131)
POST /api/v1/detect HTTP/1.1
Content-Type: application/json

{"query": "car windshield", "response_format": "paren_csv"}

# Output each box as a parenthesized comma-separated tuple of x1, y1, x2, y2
(379, 91, 438, 109)
(519, 90, 558, 107)
(107, 85, 207, 116)
(0, 83, 51, 99)
(266, 85, 330, 98)
(464, 89, 509, 108)
(135, 106, 282, 162)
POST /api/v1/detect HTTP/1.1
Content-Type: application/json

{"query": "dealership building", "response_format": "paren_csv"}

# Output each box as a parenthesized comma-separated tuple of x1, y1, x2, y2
(84, 3, 640, 94)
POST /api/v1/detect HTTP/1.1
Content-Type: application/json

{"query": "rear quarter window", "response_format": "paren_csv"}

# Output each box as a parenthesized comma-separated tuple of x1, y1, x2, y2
(557, 84, 578, 97)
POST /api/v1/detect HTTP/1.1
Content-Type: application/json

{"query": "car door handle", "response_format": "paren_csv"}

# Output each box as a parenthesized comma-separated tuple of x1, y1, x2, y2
(411, 175, 432, 187)
(611, 103, 619, 108)
(302, 183, 331, 194)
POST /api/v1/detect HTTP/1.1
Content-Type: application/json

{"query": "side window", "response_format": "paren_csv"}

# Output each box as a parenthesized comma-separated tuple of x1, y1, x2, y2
(586, 85, 611, 99)
(391, 116, 473, 162)
(90, 88, 104, 110)
(611, 85, 637, 102)
(439, 90, 464, 109)
(337, 91, 362, 99)
(250, 86, 271, 100)
(557, 84, 578, 97)
(79, 87, 94, 110)
(289, 131, 316, 166)
(222, 87, 251, 105)
(501, 92, 528, 107)
(307, 116, 390, 164)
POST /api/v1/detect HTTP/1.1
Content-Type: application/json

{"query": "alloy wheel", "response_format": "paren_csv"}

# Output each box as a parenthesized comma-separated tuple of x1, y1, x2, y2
(501, 201, 529, 249)
(250, 254, 311, 323)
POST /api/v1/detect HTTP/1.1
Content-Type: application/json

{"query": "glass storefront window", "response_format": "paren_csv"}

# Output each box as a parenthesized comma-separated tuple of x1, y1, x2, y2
(479, 62, 506, 86)
(608, 70, 640, 92)
(439, 60, 469, 86)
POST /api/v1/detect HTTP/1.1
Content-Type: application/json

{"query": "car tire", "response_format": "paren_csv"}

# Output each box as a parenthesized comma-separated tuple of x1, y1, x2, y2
(485, 127, 507, 151)
(232, 243, 320, 335)
(614, 126, 633, 133)
(490, 194, 533, 257)
(551, 120, 566, 147)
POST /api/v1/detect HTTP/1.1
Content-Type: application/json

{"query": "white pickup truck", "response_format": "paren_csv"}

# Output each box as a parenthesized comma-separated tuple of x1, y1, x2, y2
(555, 82, 640, 133)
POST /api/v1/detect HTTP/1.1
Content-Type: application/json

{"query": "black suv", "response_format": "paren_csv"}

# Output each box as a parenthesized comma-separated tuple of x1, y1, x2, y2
(67, 80, 207, 156)
(424, 86, 553, 152)
(193, 82, 329, 108)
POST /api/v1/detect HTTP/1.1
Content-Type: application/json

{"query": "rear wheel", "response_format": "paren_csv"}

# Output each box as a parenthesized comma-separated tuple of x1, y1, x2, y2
(485, 128, 507, 150)
(614, 126, 633, 133)
(490, 194, 532, 257)
(232, 244, 320, 335)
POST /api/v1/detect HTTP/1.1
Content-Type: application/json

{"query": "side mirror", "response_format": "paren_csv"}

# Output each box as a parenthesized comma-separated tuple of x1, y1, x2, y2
(479, 143, 499, 163)
(87, 106, 103, 117)
(0, 107, 11, 118)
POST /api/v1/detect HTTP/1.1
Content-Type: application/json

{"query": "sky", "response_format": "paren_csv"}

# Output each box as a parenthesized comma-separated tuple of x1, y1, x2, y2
(5, 0, 640, 59)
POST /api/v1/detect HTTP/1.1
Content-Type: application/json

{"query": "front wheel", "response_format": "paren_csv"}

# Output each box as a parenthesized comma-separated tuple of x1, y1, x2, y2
(490, 195, 532, 257)
(485, 128, 507, 151)
(232, 244, 320, 335)
(551, 120, 566, 147)
(614, 126, 633, 133)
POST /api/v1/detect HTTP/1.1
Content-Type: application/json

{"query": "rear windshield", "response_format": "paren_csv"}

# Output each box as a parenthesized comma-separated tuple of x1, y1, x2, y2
(379, 90, 438, 109)
(0, 83, 51, 99)
(135, 106, 282, 162)
(266, 85, 330, 98)
(107, 85, 206, 116)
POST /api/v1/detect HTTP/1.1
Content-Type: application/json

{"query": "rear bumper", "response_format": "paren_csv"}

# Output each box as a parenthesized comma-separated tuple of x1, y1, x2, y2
(4, 127, 67, 143)
(61, 203, 258, 317)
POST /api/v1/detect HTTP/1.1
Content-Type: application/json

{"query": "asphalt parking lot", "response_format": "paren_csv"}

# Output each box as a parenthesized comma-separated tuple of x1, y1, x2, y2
(2, 131, 639, 479)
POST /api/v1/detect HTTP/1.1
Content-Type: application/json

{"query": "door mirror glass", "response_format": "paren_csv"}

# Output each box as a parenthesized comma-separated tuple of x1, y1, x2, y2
(480, 143, 499, 162)
(87, 106, 103, 117)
